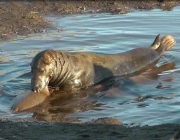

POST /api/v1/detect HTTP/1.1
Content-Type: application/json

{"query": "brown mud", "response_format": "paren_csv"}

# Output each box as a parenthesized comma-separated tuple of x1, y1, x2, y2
(0, 117, 179, 140)
(0, 0, 180, 140)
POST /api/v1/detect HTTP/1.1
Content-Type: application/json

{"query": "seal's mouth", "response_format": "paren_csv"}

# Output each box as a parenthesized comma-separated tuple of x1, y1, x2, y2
(31, 76, 49, 93)
(31, 84, 48, 93)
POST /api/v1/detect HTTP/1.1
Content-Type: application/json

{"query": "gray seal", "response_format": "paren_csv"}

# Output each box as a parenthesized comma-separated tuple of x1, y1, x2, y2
(30, 34, 176, 92)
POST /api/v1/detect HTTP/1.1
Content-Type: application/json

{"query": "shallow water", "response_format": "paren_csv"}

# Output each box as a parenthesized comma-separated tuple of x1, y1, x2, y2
(0, 7, 180, 126)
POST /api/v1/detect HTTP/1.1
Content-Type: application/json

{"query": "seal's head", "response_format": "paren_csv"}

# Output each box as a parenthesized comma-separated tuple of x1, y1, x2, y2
(30, 49, 58, 92)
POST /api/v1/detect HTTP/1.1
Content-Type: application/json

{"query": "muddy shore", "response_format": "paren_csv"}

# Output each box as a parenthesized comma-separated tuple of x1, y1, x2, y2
(0, 0, 180, 41)
(1, 0, 180, 140)
(0, 118, 179, 140)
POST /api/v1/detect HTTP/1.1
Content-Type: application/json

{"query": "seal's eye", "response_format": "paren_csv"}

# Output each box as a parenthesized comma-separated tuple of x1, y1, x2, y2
(39, 68, 44, 73)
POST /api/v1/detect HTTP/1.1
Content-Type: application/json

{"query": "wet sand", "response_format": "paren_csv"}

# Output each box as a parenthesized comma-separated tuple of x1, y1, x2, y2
(0, 118, 179, 140)
(0, 1, 180, 140)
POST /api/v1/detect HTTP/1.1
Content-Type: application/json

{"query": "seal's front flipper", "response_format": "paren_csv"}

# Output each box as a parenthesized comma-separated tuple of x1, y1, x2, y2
(11, 90, 49, 112)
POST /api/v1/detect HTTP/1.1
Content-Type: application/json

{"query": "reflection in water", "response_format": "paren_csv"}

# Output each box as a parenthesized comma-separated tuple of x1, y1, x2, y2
(131, 62, 175, 85)
(27, 62, 175, 122)
(30, 90, 98, 122)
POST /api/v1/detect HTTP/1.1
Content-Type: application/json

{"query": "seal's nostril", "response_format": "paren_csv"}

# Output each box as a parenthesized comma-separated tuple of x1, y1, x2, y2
(31, 85, 40, 92)
(34, 85, 40, 92)
(32, 88, 36, 92)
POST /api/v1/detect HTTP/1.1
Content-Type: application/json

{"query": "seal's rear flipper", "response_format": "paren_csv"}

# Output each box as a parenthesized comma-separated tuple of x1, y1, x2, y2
(150, 34, 161, 50)
(151, 34, 176, 54)
(161, 35, 176, 51)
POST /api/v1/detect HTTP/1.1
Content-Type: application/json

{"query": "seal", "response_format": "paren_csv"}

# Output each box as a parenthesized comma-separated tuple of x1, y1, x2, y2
(30, 34, 176, 93)
(12, 34, 176, 112)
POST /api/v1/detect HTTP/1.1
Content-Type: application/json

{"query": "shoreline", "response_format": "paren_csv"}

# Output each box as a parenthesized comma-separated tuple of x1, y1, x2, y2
(0, 118, 179, 140)
(0, 1, 180, 41)
(0, 1, 180, 139)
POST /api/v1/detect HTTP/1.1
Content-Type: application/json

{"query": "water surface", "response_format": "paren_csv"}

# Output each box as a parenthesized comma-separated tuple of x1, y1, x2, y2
(0, 7, 180, 126)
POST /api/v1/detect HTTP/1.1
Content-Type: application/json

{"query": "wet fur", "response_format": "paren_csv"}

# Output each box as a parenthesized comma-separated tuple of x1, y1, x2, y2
(30, 34, 176, 92)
